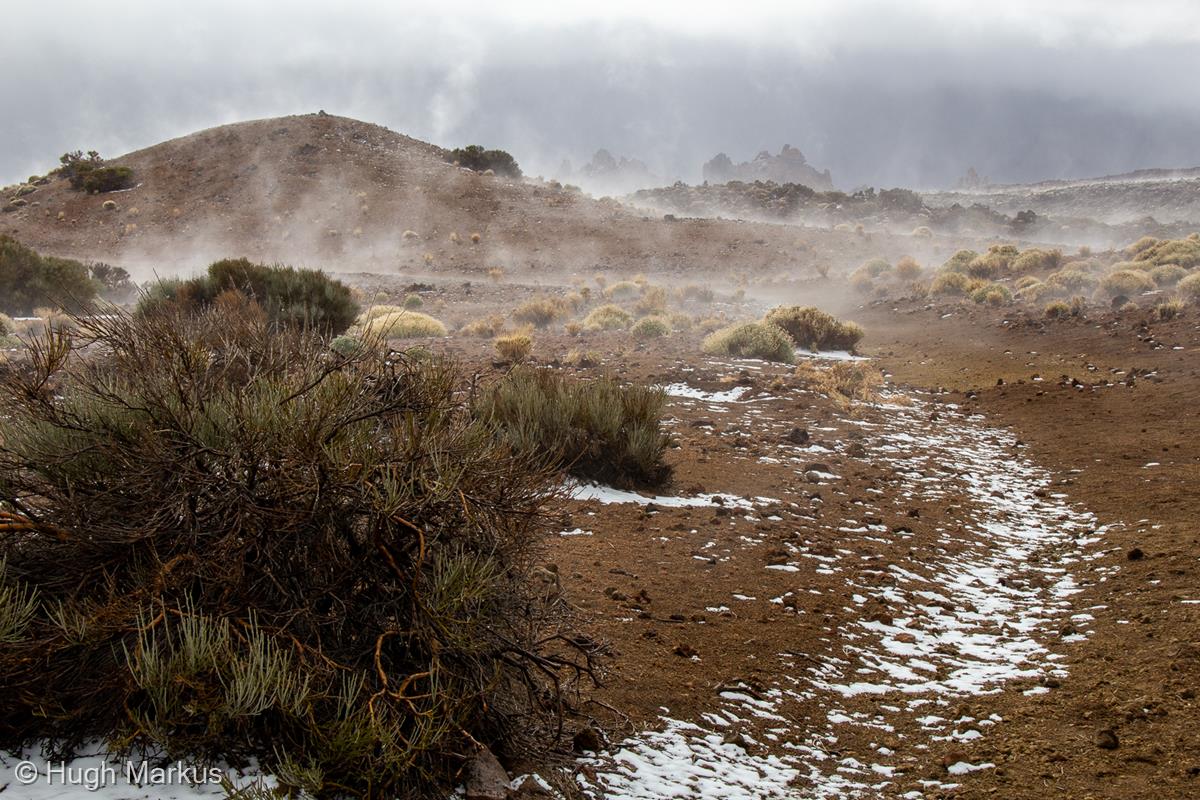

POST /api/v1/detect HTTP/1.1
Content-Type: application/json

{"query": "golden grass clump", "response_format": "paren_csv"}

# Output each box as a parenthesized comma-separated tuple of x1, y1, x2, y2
(930, 271, 974, 297)
(459, 314, 506, 338)
(795, 361, 884, 407)
(363, 310, 447, 338)
(603, 281, 640, 300)
(494, 333, 533, 363)
(583, 304, 632, 331)
(1178, 272, 1200, 302)
(1154, 298, 1184, 321)
(487, 267, 504, 282)
(894, 256, 922, 281)
(633, 286, 668, 316)
(702, 322, 794, 363)
(512, 296, 569, 328)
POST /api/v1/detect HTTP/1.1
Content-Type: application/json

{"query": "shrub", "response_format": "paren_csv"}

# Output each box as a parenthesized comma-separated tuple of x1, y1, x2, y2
(1010, 248, 1062, 275)
(83, 166, 134, 193)
(477, 366, 670, 488)
(764, 306, 864, 352)
(1149, 264, 1188, 287)
(459, 314, 506, 337)
(682, 284, 715, 303)
(583, 304, 632, 331)
(969, 283, 1012, 306)
(631, 315, 670, 339)
(911, 225, 933, 238)
(967, 245, 1018, 279)
(1045, 268, 1097, 294)
(139, 258, 358, 335)
(0, 236, 98, 315)
(487, 267, 504, 282)
(941, 249, 979, 274)
(1015, 275, 1042, 290)
(56, 151, 134, 194)
(603, 281, 640, 300)
(930, 271, 973, 297)
(0, 313, 13, 336)
(1132, 238, 1200, 268)
(633, 286, 667, 316)
(1126, 236, 1159, 258)
(403, 293, 424, 309)
(1178, 272, 1200, 302)
(446, 145, 522, 178)
(1154, 298, 1185, 321)
(895, 256, 922, 281)
(702, 322, 795, 362)
(795, 361, 884, 406)
(513, 296, 568, 328)
(1044, 300, 1072, 319)
(667, 312, 694, 331)
(364, 310, 447, 338)
(0, 307, 593, 798)
(328, 334, 364, 357)
(1098, 269, 1155, 298)
(494, 333, 533, 363)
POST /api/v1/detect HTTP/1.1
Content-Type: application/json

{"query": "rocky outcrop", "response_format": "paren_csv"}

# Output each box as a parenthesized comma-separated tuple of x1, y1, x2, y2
(702, 145, 834, 190)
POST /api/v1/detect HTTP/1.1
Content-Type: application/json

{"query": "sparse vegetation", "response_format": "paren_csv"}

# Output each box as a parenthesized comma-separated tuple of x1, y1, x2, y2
(764, 306, 864, 352)
(1149, 264, 1187, 287)
(930, 271, 974, 297)
(478, 366, 670, 487)
(1154, 298, 1185, 320)
(795, 361, 885, 407)
(459, 314, 506, 338)
(703, 322, 795, 362)
(603, 281, 640, 300)
(969, 282, 1012, 306)
(403, 293, 424, 309)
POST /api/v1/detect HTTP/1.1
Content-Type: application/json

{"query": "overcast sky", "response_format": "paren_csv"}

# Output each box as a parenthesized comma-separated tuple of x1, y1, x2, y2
(4, 0, 1200, 189)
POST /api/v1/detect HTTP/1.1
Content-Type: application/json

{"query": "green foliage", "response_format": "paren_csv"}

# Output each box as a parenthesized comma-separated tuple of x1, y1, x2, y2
(56, 151, 134, 193)
(969, 283, 1012, 306)
(446, 145, 522, 178)
(88, 262, 134, 301)
(139, 258, 359, 335)
(940, 249, 979, 274)
(702, 322, 795, 362)
(402, 293, 424, 309)
(0, 235, 98, 315)
(478, 366, 670, 488)
(0, 307, 590, 798)
(764, 306, 864, 351)
(631, 315, 670, 339)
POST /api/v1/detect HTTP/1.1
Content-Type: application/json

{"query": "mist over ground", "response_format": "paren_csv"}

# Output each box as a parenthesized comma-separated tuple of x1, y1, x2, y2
(5, 1, 1200, 189)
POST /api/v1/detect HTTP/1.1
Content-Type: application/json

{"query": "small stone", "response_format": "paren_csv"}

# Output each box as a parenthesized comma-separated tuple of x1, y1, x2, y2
(1094, 728, 1120, 750)
(464, 745, 509, 800)
(573, 725, 603, 753)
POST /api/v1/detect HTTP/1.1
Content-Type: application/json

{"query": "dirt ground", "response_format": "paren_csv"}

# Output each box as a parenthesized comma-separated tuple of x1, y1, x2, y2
(357, 273, 1200, 799)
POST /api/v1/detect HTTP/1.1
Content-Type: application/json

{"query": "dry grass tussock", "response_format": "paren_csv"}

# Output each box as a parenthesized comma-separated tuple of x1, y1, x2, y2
(494, 332, 533, 363)
(363, 310, 447, 338)
(763, 306, 863, 352)
(702, 322, 794, 363)
(794, 361, 885, 408)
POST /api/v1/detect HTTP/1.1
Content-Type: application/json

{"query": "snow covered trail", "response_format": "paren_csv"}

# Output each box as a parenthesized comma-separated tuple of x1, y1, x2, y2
(580, 384, 1112, 799)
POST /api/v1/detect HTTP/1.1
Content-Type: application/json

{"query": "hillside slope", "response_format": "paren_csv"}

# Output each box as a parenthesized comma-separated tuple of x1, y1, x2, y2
(0, 113, 975, 282)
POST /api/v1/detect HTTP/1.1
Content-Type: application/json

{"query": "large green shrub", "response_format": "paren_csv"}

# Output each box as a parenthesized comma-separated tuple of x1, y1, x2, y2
(139, 258, 358, 335)
(0, 307, 594, 798)
(0, 236, 98, 315)
(478, 366, 671, 488)
(446, 145, 522, 178)
(56, 151, 134, 193)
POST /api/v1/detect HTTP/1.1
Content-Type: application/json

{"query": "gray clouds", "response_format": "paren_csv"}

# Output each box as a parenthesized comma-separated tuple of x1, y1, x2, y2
(4, 0, 1200, 188)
